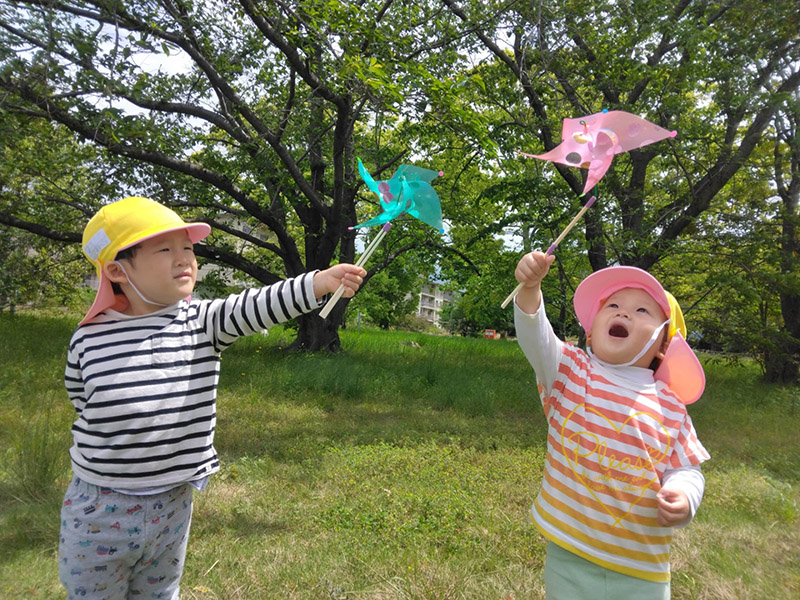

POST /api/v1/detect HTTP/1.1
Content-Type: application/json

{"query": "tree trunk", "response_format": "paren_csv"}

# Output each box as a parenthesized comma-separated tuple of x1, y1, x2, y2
(767, 110, 800, 384)
(291, 306, 346, 352)
(763, 336, 799, 384)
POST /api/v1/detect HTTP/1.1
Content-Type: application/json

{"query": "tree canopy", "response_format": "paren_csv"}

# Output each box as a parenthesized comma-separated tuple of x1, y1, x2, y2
(0, 0, 798, 377)
(0, 0, 469, 349)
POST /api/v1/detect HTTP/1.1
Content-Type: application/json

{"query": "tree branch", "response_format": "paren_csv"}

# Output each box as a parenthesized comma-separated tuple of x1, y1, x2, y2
(193, 243, 282, 285)
(238, 0, 345, 110)
(368, 239, 482, 279)
(0, 73, 307, 267)
(200, 218, 286, 258)
(0, 211, 81, 243)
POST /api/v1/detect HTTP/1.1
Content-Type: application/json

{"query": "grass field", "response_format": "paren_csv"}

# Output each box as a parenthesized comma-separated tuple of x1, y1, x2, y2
(0, 311, 798, 599)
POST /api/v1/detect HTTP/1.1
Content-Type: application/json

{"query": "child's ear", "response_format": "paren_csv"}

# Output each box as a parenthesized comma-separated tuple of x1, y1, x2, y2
(656, 335, 671, 361)
(103, 261, 127, 284)
(585, 330, 592, 347)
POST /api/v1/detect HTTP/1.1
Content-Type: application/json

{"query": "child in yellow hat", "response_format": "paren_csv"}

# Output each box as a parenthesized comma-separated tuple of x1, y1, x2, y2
(513, 251, 709, 600)
(59, 196, 365, 599)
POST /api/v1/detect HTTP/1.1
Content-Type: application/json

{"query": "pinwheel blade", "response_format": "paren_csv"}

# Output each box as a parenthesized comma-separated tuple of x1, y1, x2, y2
(521, 110, 676, 195)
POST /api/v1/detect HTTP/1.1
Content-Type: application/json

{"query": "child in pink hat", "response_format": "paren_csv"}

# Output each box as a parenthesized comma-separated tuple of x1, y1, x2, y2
(59, 196, 365, 599)
(513, 251, 709, 600)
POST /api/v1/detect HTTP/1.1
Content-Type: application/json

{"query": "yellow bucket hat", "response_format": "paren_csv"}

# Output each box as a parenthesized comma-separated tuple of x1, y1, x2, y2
(79, 196, 211, 325)
(574, 266, 705, 404)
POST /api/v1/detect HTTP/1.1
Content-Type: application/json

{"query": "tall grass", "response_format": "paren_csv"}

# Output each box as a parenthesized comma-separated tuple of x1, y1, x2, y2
(0, 312, 73, 503)
(3, 406, 71, 503)
(1, 311, 798, 599)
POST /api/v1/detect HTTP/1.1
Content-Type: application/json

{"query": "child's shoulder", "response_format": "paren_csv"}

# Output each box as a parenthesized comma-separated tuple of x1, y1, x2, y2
(72, 303, 192, 336)
(552, 341, 594, 386)
(561, 340, 591, 367)
(654, 380, 691, 414)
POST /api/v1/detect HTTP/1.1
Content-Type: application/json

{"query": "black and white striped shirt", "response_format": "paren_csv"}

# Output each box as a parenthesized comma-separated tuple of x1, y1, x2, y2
(64, 273, 320, 489)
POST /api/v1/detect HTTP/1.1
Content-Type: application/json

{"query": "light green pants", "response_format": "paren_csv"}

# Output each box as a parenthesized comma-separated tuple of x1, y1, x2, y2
(544, 542, 671, 600)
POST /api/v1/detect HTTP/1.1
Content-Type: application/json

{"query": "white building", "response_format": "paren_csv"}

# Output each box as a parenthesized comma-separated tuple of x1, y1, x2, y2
(416, 280, 454, 327)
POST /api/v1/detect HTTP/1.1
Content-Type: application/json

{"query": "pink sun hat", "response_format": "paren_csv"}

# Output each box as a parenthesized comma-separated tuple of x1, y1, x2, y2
(79, 196, 211, 326)
(573, 266, 705, 404)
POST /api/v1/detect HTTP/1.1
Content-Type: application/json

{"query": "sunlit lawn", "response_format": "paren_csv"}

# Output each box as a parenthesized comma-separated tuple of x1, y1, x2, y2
(1, 311, 798, 599)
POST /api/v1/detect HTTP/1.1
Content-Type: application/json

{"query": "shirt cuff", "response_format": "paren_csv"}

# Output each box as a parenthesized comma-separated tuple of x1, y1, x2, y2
(661, 465, 705, 528)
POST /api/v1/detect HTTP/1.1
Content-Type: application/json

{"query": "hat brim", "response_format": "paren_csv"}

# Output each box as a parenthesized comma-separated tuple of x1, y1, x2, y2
(574, 266, 670, 331)
(654, 332, 705, 404)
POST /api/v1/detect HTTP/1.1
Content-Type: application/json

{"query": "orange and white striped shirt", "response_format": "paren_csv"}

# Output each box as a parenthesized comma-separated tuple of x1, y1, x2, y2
(516, 302, 709, 582)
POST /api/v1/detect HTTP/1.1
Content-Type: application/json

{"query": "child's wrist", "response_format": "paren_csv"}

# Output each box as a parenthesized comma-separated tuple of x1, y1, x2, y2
(312, 270, 327, 298)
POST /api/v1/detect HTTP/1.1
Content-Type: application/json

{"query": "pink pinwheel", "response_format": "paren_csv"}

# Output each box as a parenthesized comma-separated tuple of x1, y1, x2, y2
(502, 110, 678, 310)
(521, 110, 677, 195)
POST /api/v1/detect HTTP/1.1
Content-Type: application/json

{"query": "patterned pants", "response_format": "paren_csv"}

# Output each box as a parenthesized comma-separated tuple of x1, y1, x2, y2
(58, 476, 194, 600)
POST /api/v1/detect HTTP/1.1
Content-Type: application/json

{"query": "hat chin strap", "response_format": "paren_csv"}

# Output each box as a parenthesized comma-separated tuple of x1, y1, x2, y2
(588, 319, 670, 368)
(114, 261, 169, 308)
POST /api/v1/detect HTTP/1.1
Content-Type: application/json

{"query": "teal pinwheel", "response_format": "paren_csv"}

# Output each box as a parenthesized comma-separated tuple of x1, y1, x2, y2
(319, 159, 445, 319)
(353, 158, 444, 233)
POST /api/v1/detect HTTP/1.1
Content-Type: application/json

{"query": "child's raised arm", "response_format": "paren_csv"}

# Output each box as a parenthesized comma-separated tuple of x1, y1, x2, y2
(514, 251, 556, 314)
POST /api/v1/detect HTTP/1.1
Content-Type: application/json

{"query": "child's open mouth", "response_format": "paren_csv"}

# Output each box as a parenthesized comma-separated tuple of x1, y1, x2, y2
(609, 324, 629, 338)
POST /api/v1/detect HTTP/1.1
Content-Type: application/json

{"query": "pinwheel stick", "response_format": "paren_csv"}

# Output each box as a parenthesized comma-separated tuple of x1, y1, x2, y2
(319, 222, 393, 319)
(500, 195, 597, 309)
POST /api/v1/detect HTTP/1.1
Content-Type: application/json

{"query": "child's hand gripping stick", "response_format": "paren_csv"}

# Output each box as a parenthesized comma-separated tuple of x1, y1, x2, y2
(319, 223, 392, 319)
(500, 195, 596, 309)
